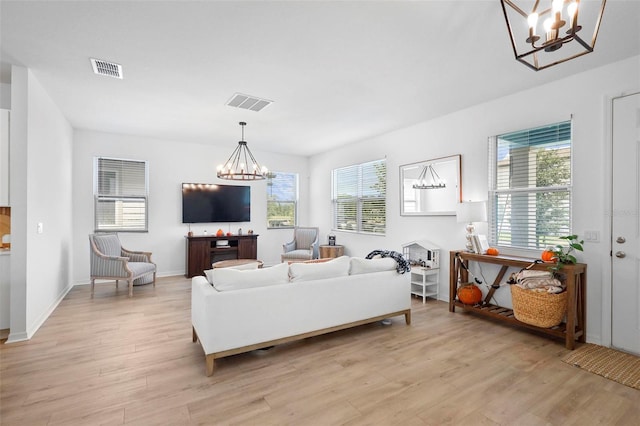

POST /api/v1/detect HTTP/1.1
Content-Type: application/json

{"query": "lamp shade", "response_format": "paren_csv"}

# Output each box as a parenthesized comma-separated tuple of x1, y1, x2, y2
(456, 201, 487, 223)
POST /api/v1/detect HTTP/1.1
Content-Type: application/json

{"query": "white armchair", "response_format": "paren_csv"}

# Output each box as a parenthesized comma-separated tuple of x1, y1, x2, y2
(89, 233, 156, 297)
(281, 227, 320, 262)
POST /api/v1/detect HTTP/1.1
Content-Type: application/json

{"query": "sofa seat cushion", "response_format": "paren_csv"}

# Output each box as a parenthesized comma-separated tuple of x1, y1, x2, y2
(289, 255, 350, 282)
(209, 262, 289, 291)
(349, 257, 397, 275)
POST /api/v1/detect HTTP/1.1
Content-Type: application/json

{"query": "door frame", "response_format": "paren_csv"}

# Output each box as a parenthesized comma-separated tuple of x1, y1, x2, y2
(603, 90, 640, 348)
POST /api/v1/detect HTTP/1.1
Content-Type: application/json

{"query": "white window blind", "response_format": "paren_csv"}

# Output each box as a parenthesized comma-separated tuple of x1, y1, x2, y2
(332, 159, 386, 235)
(94, 157, 148, 232)
(267, 171, 298, 228)
(488, 121, 572, 250)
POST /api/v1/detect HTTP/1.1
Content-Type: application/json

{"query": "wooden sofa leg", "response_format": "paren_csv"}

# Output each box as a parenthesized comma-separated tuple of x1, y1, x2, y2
(404, 310, 412, 325)
(128, 279, 133, 297)
(91, 278, 95, 298)
(206, 355, 215, 376)
(192, 327, 198, 343)
(153, 272, 156, 288)
(115, 279, 119, 288)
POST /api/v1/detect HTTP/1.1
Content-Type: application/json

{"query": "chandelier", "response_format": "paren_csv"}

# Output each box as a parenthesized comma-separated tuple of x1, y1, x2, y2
(217, 122, 268, 180)
(413, 164, 446, 189)
(500, 0, 607, 71)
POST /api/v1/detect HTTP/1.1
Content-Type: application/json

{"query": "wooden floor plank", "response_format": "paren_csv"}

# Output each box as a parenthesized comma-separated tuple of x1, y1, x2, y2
(1, 275, 638, 425)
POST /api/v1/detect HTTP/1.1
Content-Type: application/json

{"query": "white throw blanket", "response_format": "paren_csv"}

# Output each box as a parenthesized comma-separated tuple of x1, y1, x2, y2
(515, 270, 564, 294)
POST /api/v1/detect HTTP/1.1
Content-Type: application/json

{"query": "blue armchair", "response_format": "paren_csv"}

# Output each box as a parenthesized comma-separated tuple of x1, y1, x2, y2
(89, 233, 156, 297)
(281, 227, 320, 262)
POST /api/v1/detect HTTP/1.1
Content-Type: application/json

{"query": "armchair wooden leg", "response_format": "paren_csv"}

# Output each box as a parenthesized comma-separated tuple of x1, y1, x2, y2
(128, 279, 133, 297)
(115, 279, 119, 288)
(153, 272, 156, 288)
(192, 326, 198, 343)
(404, 310, 412, 325)
(91, 278, 95, 298)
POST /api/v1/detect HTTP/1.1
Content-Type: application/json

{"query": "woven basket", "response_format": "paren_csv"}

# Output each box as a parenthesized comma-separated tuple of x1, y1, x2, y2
(510, 284, 567, 328)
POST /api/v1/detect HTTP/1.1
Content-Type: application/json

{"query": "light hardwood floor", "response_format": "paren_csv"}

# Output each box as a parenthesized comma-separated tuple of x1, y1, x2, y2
(1, 275, 638, 425)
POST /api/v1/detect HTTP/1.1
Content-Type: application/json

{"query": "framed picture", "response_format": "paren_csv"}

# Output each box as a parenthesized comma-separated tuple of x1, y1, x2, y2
(473, 234, 490, 254)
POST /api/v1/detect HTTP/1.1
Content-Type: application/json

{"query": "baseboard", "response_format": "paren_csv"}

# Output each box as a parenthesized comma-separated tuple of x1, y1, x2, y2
(5, 283, 74, 344)
(74, 270, 186, 286)
(28, 283, 74, 340)
(5, 330, 28, 343)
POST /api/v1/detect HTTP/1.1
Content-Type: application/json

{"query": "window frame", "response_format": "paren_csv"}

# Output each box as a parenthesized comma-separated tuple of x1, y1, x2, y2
(266, 171, 299, 229)
(332, 159, 386, 235)
(488, 120, 573, 251)
(94, 156, 149, 233)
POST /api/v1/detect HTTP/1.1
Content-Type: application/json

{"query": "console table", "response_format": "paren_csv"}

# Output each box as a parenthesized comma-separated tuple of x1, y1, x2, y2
(449, 251, 586, 349)
(185, 234, 258, 277)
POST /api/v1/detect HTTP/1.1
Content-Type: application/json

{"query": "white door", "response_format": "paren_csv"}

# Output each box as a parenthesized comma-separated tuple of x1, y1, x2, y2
(612, 92, 640, 355)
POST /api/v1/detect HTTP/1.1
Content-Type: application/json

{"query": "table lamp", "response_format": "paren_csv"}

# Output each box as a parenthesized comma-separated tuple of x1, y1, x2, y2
(456, 201, 487, 252)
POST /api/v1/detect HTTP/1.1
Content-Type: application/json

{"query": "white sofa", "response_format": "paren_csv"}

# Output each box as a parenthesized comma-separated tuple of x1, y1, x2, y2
(191, 256, 411, 375)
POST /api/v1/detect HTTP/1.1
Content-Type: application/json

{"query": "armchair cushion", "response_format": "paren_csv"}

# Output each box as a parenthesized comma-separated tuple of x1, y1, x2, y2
(128, 262, 157, 277)
(93, 233, 122, 257)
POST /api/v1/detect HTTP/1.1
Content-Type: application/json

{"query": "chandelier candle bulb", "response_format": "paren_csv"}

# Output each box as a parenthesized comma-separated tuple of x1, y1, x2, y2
(527, 13, 540, 42)
(567, 1, 580, 34)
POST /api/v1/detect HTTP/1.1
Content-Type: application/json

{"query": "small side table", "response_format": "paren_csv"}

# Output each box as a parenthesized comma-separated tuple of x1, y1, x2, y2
(319, 245, 345, 259)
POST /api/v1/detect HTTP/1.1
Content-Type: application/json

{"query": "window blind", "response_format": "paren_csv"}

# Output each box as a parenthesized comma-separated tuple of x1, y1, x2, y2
(332, 159, 386, 235)
(94, 157, 148, 232)
(488, 121, 572, 250)
(267, 171, 298, 228)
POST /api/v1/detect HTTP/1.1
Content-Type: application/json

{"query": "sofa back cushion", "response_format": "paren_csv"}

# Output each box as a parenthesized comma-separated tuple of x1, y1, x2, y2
(207, 262, 289, 291)
(349, 257, 397, 275)
(289, 255, 350, 282)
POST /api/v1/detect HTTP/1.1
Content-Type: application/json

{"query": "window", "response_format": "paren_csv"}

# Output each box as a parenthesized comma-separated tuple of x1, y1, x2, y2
(267, 171, 298, 228)
(488, 121, 572, 250)
(94, 157, 148, 232)
(332, 159, 386, 235)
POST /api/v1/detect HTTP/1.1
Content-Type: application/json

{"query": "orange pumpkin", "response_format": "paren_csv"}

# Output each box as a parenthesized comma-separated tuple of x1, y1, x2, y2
(457, 284, 482, 305)
(486, 247, 499, 256)
(541, 249, 556, 262)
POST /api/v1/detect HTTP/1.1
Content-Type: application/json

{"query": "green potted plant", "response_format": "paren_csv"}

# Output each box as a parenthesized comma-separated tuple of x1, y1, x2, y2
(546, 234, 584, 274)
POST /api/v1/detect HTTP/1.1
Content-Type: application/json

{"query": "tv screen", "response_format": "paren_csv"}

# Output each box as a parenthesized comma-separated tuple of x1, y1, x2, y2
(182, 183, 250, 223)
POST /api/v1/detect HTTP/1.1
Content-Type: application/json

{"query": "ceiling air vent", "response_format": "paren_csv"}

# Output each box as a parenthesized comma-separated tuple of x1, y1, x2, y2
(226, 93, 273, 112)
(90, 58, 123, 79)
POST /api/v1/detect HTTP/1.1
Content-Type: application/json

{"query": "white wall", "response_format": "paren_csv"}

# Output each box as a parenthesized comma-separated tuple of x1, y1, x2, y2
(8, 66, 73, 342)
(72, 130, 310, 284)
(0, 82, 10, 110)
(309, 55, 640, 345)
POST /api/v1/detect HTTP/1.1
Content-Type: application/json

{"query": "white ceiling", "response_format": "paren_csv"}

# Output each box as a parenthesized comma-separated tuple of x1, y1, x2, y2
(1, 1, 639, 157)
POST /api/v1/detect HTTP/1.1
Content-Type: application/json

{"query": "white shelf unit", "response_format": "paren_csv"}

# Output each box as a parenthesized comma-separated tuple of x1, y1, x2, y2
(410, 267, 439, 303)
(402, 240, 440, 304)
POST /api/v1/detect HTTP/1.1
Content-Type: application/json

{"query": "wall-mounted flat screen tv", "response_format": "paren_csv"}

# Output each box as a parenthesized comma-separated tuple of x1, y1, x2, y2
(182, 183, 250, 223)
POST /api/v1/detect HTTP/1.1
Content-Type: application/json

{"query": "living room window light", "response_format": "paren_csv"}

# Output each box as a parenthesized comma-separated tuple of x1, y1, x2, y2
(332, 159, 386, 235)
(488, 120, 572, 250)
(94, 157, 148, 232)
(266, 171, 298, 228)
